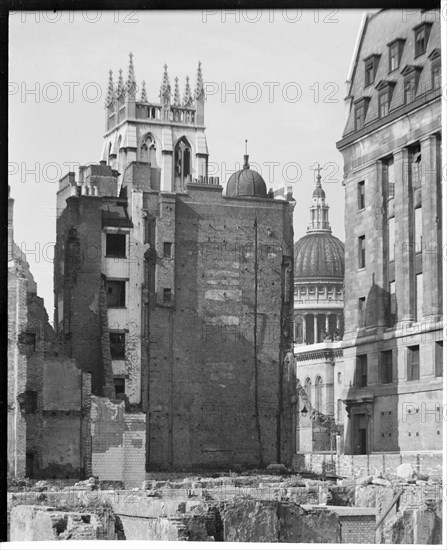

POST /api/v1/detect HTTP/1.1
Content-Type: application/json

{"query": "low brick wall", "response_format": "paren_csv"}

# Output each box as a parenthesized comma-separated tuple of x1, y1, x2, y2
(340, 514, 376, 544)
(292, 453, 442, 479)
(302, 506, 377, 544)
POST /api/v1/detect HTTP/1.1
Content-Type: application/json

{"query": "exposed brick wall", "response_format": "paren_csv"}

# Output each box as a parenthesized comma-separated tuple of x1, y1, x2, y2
(90, 397, 145, 486)
(81, 372, 92, 478)
(99, 279, 114, 397)
(123, 414, 146, 488)
(8, 258, 30, 477)
(56, 164, 295, 472)
(145, 186, 295, 469)
(340, 515, 376, 544)
(54, 196, 105, 395)
(9, 201, 92, 480)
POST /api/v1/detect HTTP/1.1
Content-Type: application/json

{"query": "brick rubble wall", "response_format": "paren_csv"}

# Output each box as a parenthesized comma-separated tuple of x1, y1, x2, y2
(90, 397, 146, 487)
(123, 413, 146, 488)
(293, 452, 442, 479)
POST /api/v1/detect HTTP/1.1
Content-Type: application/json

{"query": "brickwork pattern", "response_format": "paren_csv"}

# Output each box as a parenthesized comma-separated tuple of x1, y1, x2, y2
(90, 397, 146, 486)
(146, 188, 295, 469)
(340, 516, 376, 544)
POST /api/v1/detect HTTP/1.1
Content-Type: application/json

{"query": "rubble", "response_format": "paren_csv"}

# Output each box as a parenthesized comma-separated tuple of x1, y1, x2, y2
(371, 478, 392, 487)
(266, 463, 289, 474)
(396, 463, 414, 481)
(7, 468, 443, 543)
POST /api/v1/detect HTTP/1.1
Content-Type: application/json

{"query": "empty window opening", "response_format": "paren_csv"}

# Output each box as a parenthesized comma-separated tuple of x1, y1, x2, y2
(114, 377, 125, 400)
(106, 280, 126, 308)
(106, 233, 126, 258)
(163, 242, 172, 258)
(110, 333, 125, 360)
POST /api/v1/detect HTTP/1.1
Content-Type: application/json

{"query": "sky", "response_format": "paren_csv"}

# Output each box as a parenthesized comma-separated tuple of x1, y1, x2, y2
(9, 8, 368, 317)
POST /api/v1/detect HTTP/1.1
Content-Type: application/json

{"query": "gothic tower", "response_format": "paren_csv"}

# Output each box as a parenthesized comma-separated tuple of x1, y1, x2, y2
(101, 54, 208, 194)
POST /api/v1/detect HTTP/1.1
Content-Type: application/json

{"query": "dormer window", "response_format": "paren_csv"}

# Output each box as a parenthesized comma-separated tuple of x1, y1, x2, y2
(432, 63, 441, 89)
(364, 54, 380, 87)
(428, 49, 441, 89)
(387, 39, 405, 72)
(375, 80, 396, 119)
(401, 66, 422, 105)
(379, 92, 389, 118)
(404, 80, 415, 104)
(413, 22, 432, 58)
(365, 60, 374, 86)
(355, 105, 364, 131)
(353, 97, 370, 131)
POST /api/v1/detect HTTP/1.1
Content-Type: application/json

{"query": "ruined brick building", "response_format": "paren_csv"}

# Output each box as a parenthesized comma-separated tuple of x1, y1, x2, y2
(293, 173, 345, 454)
(336, 9, 442, 454)
(8, 187, 91, 479)
(54, 57, 296, 477)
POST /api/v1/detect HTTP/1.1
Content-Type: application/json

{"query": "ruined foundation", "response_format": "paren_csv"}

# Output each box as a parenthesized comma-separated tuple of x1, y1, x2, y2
(8, 469, 442, 543)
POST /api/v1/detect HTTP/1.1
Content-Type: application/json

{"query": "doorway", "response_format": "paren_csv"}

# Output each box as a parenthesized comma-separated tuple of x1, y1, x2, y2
(353, 413, 368, 455)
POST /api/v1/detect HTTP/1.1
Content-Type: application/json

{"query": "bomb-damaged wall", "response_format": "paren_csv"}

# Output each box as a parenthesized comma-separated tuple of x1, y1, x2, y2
(145, 184, 295, 470)
(54, 195, 105, 395)
(40, 359, 91, 479)
(8, 232, 92, 479)
(90, 396, 145, 487)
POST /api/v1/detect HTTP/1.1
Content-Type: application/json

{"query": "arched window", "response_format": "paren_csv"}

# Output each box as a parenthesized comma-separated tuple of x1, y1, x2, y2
(174, 137, 191, 181)
(295, 315, 305, 343)
(141, 143, 148, 163)
(140, 134, 157, 167)
(315, 376, 323, 412)
(304, 378, 312, 402)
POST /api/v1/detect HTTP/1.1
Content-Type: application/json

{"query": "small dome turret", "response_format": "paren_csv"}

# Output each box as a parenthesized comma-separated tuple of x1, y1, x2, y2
(226, 142, 268, 198)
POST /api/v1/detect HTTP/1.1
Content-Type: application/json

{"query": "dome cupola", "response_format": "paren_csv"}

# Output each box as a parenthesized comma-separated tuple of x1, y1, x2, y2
(294, 163, 345, 280)
(226, 141, 267, 198)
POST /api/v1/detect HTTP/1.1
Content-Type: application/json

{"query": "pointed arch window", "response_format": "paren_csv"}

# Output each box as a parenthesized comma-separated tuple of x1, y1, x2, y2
(174, 137, 192, 181)
(140, 134, 157, 167)
(304, 378, 312, 402)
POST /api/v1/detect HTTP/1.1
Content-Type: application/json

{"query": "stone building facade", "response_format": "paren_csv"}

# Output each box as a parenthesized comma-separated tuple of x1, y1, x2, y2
(336, 9, 442, 454)
(8, 188, 91, 479)
(54, 57, 296, 474)
(293, 175, 345, 454)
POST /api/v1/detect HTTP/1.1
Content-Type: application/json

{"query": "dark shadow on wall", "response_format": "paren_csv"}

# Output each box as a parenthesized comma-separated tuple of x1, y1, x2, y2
(344, 276, 400, 455)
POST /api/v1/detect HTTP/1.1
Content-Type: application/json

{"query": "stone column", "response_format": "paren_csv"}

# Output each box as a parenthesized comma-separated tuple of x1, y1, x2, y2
(314, 314, 318, 344)
(420, 134, 442, 321)
(325, 314, 329, 331)
(394, 148, 414, 323)
(336, 315, 340, 330)
(302, 314, 307, 345)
